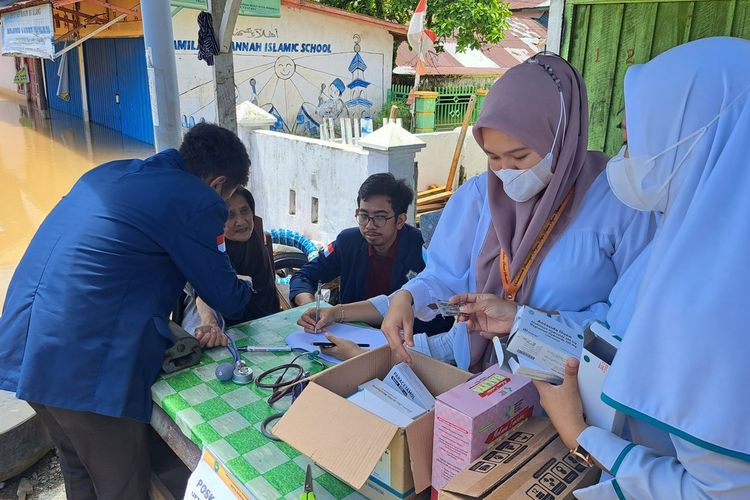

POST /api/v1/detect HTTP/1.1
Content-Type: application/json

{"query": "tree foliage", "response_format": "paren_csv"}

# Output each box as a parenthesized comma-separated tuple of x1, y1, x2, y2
(320, 0, 512, 52)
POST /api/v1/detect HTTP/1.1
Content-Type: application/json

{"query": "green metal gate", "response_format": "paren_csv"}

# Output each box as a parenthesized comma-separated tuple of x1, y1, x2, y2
(561, 0, 750, 155)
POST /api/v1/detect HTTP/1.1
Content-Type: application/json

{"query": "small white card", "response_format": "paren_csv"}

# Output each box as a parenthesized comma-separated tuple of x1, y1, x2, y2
(183, 447, 250, 500)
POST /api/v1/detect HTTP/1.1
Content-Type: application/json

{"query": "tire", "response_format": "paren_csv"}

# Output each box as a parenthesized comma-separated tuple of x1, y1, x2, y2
(273, 251, 309, 275)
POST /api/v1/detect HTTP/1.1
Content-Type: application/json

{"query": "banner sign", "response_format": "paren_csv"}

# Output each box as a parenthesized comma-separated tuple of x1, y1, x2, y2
(171, 0, 281, 18)
(1, 4, 55, 59)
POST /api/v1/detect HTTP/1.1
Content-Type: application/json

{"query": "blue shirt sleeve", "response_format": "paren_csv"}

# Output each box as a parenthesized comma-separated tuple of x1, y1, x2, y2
(289, 239, 342, 302)
(168, 203, 252, 319)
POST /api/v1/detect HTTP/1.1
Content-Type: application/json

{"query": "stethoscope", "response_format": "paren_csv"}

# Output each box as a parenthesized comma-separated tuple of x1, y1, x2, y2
(213, 329, 326, 440)
(255, 350, 327, 440)
(214, 330, 253, 384)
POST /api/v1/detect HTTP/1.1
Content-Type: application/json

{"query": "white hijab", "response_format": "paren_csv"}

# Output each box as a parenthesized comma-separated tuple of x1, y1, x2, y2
(602, 37, 750, 462)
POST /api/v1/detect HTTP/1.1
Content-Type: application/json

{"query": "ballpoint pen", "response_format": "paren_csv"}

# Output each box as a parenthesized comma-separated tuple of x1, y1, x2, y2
(240, 346, 293, 352)
(313, 282, 322, 334)
(312, 342, 370, 348)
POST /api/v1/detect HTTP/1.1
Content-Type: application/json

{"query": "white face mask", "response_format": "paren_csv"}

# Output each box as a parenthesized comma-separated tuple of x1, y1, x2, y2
(606, 126, 707, 212)
(492, 91, 565, 203)
(494, 154, 554, 202)
(607, 82, 750, 213)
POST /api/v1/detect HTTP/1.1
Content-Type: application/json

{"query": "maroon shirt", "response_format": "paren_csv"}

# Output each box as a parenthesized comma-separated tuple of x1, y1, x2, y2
(364, 236, 399, 299)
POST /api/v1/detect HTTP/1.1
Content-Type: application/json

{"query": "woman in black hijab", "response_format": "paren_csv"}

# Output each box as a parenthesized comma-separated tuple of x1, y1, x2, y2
(181, 188, 280, 347)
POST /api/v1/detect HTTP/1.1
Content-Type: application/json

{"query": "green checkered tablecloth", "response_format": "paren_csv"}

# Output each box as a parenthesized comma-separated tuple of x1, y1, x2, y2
(151, 307, 366, 500)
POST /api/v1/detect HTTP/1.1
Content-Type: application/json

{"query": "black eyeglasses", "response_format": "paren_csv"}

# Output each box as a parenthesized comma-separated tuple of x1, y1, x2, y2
(355, 213, 396, 228)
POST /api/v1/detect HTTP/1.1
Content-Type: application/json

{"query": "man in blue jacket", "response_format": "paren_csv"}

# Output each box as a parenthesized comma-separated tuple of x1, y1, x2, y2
(290, 173, 451, 335)
(0, 124, 253, 499)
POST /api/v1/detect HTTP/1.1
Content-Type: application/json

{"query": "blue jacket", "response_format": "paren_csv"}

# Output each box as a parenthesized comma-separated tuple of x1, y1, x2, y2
(0, 150, 252, 422)
(289, 226, 452, 335)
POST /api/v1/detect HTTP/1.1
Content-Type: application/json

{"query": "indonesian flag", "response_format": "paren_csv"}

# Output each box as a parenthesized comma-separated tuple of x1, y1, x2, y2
(407, 0, 436, 62)
(217, 234, 226, 252)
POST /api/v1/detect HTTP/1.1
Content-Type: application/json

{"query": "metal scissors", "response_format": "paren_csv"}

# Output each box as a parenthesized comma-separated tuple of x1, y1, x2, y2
(300, 463, 315, 499)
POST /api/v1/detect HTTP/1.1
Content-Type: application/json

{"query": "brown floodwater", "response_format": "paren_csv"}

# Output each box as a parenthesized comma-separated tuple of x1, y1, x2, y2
(0, 95, 153, 309)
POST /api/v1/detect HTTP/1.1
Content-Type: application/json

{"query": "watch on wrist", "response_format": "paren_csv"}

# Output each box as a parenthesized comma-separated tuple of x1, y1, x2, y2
(570, 444, 595, 467)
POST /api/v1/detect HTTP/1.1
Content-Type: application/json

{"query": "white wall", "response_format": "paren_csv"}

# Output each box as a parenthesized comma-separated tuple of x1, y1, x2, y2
(242, 125, 486, 244)
(0, 38, 21, 99)
(243, 129, 371, 243)
(414, 126, 487, 190)
(172, 6, 394, 138)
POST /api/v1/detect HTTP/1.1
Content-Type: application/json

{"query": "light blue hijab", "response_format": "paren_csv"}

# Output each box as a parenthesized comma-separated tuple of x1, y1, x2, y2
(602, 37, 750, 462)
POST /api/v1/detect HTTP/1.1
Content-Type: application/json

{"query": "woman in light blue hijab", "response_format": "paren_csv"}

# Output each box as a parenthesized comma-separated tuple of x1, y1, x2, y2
(458, 37, 750, 498)
(577, 36, 750, 498)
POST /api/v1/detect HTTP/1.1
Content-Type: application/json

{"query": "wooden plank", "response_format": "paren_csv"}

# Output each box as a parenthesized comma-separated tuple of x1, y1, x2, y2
(731, 0, 750, 38)
(724, 0, 737, 36)
(149, 472, 177, 500)
(681, 1, 696, 44)
(568, 4, 591, 76)
(53, 0, 83, 7)
(560, 0, 575, 59)
(445, 95, 476, 191)
(603, 1, 657, 155)
(649, 2, 689, 58)
(54, 14, 74, 25)
(417, 202, 448, 213)
(150, 405, 201, 471)
(416, 191, 452, 205)
(56, 6, 106, 22)
(53, 13, 127, 59)
(418, 186, 447, 198)
(581, 2, 624, 151)
(85, 0, 141, 18)
(389, 104, 398, 120)
(689, 0, 731, 40)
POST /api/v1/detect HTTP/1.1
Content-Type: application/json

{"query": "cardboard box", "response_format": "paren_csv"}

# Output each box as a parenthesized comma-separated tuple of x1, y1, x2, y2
(432, 365, 539, 491)
(439, 418, 600, 500)
(273, 346, 472, 500)
(578, 322, 624, 434)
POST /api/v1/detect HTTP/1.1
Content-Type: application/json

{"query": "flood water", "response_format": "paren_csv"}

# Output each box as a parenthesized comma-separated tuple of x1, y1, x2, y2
(0, 95, 153, 309)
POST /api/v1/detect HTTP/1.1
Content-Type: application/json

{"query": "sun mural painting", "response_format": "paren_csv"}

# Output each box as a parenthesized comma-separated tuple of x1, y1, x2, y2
(178, 34, 383, 137)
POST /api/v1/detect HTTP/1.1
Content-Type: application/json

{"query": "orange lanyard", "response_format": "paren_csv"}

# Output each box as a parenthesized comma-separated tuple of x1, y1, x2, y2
(500, 189, 575, 301)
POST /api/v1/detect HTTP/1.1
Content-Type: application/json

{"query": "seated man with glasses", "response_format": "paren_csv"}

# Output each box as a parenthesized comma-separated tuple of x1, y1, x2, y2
(290, 173, 451, 335)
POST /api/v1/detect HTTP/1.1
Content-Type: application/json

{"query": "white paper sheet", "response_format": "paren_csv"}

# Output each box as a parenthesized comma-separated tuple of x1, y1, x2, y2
(284, 323, 388, 364)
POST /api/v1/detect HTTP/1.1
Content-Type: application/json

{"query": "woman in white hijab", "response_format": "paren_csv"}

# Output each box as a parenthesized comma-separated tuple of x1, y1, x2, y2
(458, 37, 750, 498)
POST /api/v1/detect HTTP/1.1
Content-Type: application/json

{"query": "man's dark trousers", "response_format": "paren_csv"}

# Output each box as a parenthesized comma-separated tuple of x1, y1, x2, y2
(29, 403, 149, 500)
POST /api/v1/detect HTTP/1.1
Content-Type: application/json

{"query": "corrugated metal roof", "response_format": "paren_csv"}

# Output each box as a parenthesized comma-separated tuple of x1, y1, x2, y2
(281, 0, 407, 37)
(0, 0, 49, 12)
(396, 12, 547, 77)
(508, 0, 550, 10)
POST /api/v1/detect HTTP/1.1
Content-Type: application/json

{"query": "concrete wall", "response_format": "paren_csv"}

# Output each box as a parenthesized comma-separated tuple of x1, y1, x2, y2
(242, 125, 484, 244)
(173, 6, 394, 138)
(415, 126, 487, 190)
(242, 129, 371, 243)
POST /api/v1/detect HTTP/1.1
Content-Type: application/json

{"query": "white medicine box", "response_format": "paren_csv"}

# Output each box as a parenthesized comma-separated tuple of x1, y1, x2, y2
(578, 321, 624, 434)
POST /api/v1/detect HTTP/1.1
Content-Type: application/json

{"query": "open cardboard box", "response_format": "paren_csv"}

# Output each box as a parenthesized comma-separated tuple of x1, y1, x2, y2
(439, 418, 599, 500)
(273, 346, 472, 499)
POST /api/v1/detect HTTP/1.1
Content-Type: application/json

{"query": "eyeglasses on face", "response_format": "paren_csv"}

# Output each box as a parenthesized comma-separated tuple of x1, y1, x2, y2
(355, 212, 396, 228)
